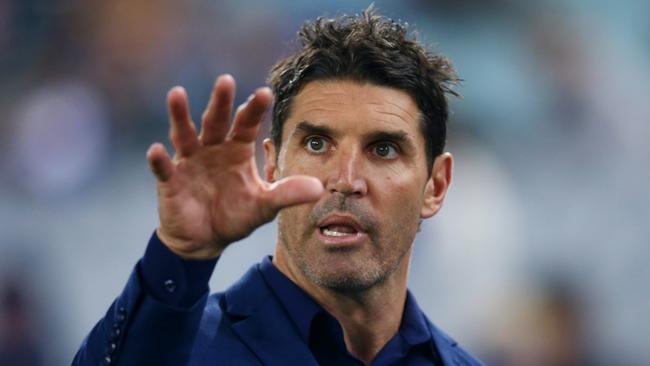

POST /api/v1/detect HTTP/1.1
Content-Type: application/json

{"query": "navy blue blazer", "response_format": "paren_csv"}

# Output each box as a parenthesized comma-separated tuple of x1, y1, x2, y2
(73, 261, 483, 365)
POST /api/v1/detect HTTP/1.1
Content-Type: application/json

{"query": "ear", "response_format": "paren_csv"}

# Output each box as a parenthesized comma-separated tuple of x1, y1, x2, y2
(420, 152, 453, 219)
(263, 138, 278, 182)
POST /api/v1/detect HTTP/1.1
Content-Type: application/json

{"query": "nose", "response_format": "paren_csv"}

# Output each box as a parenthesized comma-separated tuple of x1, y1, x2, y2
(324, 146, 368, 197)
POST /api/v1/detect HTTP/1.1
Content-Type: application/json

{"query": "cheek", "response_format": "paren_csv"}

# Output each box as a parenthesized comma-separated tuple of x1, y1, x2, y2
(372, 173, 423, 205)
(277, 202, 314, 239)
(278, 204, 301, 227)
(279, 150, 314, 174)
(372, 177, 423, 227)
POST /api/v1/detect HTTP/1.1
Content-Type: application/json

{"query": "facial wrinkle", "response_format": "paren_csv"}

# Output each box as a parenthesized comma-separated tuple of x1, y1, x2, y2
(384, 99, 419, 122)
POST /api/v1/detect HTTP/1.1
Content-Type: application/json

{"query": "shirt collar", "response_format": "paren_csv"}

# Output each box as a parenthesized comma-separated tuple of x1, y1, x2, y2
(400, 290, 434, 346)
(259, 256, 434, 348)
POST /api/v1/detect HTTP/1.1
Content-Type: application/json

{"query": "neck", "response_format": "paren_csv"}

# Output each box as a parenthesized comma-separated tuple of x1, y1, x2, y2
(273, 247, 411, 365)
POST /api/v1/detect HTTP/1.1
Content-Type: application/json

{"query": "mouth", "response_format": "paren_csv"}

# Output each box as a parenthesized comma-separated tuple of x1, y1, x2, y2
(316, 215, 368, 245)
(320, 225, 359, 237)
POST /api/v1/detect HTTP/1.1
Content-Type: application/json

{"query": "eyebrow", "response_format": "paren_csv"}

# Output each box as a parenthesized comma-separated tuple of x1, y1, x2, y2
(293, 121, 416, 151)
(366, 130, 411, 145)
(294, 121, 338, 139)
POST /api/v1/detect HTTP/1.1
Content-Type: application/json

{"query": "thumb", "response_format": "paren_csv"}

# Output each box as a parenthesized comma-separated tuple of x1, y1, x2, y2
(263, 175, 324, 214)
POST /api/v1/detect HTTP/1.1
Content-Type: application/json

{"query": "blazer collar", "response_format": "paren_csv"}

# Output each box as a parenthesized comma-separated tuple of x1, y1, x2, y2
(223, 261, 477, 366)
(427, 319, 477, 366)
(223, 263, 319, 366)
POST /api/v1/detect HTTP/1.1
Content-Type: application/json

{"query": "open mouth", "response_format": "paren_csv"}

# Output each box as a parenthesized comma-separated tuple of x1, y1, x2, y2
(320, 224, 359, 237)
(316, 214, 368, 245)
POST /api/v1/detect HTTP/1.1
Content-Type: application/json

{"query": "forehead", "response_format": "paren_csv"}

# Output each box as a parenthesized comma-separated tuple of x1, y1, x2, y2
(282, 80, 422, 141)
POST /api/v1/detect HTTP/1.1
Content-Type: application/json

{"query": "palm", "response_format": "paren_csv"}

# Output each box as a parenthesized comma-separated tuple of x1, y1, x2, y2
(147, 76, 322, 259)
(164, 143, 261, 247)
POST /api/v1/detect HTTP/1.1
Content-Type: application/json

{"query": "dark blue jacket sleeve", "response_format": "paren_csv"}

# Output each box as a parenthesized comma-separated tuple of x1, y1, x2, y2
(72, 232, 218, 365)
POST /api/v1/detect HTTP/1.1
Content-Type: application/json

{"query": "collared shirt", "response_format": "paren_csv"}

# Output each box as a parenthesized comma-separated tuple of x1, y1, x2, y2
(139, 233, 443, 365)
(258, 257, 443, 366)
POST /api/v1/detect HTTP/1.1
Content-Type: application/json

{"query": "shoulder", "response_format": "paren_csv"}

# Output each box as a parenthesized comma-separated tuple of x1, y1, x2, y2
(425, 319, 486, 366)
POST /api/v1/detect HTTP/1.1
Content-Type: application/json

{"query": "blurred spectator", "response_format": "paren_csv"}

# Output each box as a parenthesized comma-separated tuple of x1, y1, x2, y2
(7, 79, 110, 200)
(482, 280, 596, 366)
(0, 277, 43, 366)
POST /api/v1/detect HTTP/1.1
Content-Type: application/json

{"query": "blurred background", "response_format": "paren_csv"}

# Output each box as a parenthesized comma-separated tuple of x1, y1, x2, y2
(0, 0, 648, 364)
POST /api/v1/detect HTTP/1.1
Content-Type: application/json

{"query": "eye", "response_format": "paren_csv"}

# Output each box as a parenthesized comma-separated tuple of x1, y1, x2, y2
(305, 136, 329, 153)
(372, 142, 399, 159)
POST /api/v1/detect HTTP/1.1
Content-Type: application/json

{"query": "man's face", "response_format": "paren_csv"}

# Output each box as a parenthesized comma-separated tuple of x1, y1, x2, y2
(265, 79, 450, 292)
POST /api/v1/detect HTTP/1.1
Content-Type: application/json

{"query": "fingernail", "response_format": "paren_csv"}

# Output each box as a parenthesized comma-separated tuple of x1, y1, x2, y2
(168, 86, 185, 97)
(217, 74, 233, 84)
(256, 87, 271, 94)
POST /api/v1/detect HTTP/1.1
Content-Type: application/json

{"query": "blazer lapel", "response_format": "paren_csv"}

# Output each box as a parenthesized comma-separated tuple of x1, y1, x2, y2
(427, 320, 461, 365)
(224, 264, 319, 366)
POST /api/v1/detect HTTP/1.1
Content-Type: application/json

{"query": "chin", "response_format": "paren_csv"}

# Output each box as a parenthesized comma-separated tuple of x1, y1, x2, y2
(301, 257, 387, 293)
(316, 275, 379, 293)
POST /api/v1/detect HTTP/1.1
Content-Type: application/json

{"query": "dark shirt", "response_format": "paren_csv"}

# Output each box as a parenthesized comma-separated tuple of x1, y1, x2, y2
(139, 233, 442, 365)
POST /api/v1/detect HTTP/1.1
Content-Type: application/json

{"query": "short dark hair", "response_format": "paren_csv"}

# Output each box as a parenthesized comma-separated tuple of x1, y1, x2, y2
(267, 6, 460, 172)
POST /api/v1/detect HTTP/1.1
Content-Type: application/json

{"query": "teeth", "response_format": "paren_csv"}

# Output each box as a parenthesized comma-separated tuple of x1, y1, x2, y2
(322, 228, 353, 237)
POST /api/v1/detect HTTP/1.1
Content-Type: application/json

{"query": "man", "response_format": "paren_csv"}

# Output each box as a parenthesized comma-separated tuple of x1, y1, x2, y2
(73, 8, 484, 366)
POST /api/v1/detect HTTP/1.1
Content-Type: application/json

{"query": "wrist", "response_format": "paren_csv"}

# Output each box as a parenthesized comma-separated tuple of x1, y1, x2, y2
(141, 231, 218, 307)
(156, 227, 224, 260)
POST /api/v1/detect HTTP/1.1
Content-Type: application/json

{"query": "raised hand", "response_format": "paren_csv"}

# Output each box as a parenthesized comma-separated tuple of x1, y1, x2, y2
(146, 75, 323, 260)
